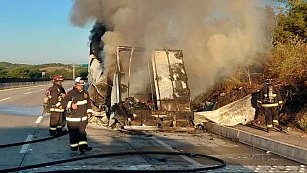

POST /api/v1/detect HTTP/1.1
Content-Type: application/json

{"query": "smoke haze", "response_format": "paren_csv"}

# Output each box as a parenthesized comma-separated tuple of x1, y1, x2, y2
(70, 0, 269, 97)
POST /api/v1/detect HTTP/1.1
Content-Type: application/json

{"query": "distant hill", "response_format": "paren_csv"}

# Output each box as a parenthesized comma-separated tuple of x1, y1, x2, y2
(40, 66, 73, 73)
(0, 62, 86, 79)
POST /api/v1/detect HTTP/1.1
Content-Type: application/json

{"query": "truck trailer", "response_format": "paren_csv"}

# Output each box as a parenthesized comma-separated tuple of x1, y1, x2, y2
(87, 46, 194, 130)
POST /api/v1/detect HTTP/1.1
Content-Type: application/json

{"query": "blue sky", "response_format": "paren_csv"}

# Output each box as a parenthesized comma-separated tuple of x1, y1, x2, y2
(0, 0, 92, 64)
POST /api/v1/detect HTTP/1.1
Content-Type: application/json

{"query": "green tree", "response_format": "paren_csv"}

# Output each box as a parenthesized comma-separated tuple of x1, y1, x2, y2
(76, 67, 88, 80)
(29, 67, 42, 79)
(8, 66, 42, 79)
(8, 66, 31, 78)
(0, 64, 9, 78)
(269, 38, 307, 83)
(48, 69, 72, 80)
(267, 0, 307, 84)
(274, 0, 307, 43)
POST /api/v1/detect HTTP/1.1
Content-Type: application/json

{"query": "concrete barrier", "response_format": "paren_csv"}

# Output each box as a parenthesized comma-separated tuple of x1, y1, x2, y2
(194, 95, 255, 126)
(204, 122, 307, 165)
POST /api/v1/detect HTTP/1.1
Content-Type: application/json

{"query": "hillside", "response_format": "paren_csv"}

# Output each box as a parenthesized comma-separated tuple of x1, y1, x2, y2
(0, 62, 87, 80)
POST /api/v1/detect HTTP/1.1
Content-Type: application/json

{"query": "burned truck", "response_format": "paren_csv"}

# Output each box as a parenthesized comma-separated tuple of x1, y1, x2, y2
(87, 45, 194, 129)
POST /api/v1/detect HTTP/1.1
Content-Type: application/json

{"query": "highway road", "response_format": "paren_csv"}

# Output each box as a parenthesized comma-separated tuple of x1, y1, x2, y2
(0, 83, 304, 173)
(0, 82, 72, 172)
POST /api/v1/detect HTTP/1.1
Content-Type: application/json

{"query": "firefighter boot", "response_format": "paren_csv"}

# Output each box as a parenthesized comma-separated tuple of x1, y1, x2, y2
(49, 129, 57, 136)
(85, 146, 92, 151)
(70, 145, 78, 151)
(56, 128, 67, 136)
(273, 120, 282, 132)
(80, 145, 92, 153)
(273, 120, 279, 128)
(267, 124, 273, 133)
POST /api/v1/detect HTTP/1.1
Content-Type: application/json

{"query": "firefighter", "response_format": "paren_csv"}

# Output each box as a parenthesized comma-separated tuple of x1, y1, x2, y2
(257, 79, 283, 132)
(59, 77, 93, 153)
(48, 75, 66, 136)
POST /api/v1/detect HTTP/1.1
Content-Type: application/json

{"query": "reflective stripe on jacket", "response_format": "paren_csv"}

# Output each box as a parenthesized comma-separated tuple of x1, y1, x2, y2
(66, 116, 88, 122)
(50, 108, 65, 112)
(261, 103, 279, 107)
(60, 87, 92, 119)
(258, 85, 283, 108)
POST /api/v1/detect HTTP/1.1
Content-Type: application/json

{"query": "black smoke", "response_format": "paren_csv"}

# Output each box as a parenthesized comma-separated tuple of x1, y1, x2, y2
(89, 22, 111, 63)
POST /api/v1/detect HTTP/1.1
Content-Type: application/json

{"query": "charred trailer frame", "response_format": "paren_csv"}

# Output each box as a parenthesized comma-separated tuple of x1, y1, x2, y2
(110, 46, 193, 129)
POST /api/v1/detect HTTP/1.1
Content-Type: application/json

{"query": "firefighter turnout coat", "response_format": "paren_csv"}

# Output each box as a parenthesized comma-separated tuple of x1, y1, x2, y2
(257, 84, 283, 128)
(48, 84, 66, 134)
(258, 85, 283, 108)
(59, 87, 93, 151)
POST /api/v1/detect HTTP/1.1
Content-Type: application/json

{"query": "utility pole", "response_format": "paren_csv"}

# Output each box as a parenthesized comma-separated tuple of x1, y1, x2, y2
(42, 72, 46, 79)
(73, 64, 75, 80)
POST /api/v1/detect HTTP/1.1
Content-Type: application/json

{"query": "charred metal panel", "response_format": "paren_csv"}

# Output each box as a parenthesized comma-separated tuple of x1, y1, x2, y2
(151, 50, 191, 112)
(110, 47, 193, 128)
(113, 46, 149, 104)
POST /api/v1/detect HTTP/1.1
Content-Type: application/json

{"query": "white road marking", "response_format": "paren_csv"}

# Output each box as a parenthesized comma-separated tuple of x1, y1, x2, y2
(24, 92, 32, 95)
(40, 89, 45, 91)
(35, 116, 43, 124)
(0, 84, 50, 92)
(20, 135, 33, 153)
(26, 88, 31, 90)
(0, 97, 11, 102)
(152, 137, 204, 167)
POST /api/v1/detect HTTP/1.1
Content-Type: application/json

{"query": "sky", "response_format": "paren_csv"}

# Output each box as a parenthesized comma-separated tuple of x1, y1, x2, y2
(0, 0, 92, 64)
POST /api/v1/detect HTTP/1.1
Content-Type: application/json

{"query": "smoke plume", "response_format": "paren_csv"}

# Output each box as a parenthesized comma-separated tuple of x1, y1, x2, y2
(70, 0, 269, 97)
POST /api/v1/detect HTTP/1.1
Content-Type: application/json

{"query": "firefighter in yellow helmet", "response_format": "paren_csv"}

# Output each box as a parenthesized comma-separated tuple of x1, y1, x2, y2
(59, 77, 93, 153)
(257, 79, 283, 132)
(47, 75, 66, 136)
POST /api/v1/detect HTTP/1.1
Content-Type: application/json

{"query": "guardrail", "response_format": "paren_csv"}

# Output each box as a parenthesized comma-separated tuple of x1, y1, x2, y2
(0, 81, 52, 90)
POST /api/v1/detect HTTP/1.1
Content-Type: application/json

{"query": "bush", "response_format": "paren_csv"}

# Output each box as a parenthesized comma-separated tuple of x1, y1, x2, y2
(269, 38, 306, 83)
(8, 66, 42, 79)
(296, 105, 307, 132)
(297, 115, 307, 132)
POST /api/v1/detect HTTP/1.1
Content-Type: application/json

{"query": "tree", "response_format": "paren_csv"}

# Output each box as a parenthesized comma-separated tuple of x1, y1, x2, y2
(29, 68, 42, 79)
(48, 69, 72, 80)
(8, 66, 42, 79)
(8, 66, 31, 78)
(269, 38, 307, 83)
(76, 67, 88, 80)
(267, 0, 307, 84)
(0, 64, 9, 78)
(274, 0, 307, 43)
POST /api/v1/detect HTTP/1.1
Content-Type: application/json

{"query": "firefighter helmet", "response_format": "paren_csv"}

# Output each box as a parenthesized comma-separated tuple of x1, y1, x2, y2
(75, 77, 85, 85)
(265, 78, 273, 85)
(53, 75, 64, 82)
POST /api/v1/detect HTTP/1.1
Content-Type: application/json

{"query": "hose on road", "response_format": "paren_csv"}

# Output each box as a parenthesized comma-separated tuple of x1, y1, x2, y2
(0, 151, 226, 172)
(0, 123, 226, 172)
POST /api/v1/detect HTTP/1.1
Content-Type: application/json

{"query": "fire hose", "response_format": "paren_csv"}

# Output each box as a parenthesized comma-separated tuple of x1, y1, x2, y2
(0, 130, 226, 172)
(0, 151, 226, 172)
(0, 123, 226, 172)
